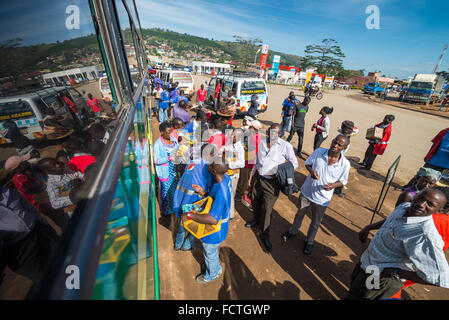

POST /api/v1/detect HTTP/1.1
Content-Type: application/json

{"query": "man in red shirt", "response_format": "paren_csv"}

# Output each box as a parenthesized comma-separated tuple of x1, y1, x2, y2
(87, 93, 103, 116)
(197, 84, 207, 109)
(214, 79, 221, 111)
(361, 114, 395, 171)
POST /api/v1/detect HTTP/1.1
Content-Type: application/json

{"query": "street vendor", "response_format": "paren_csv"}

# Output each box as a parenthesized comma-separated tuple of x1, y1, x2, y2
(180, 158, 232, 284)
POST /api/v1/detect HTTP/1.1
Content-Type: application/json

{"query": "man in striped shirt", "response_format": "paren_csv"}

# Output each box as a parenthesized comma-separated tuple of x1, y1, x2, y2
(346, 189, 449, 299)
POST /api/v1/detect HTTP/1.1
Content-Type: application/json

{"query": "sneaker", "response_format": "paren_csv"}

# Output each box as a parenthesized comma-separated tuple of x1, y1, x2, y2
(195, 274, 219, 284)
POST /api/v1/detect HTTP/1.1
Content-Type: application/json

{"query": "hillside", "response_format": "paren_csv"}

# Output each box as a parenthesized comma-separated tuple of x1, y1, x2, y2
(142, 28, 304, 67)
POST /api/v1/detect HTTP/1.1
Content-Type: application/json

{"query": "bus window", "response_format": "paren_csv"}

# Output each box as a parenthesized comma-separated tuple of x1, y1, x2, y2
(232, 82, 238, 94)
(162, 72, 169, 83)
(240, 81, 266, 95)
(223, 80, 233, 93)
(172, 72, 193, 85)
(0, 101, 34, 121)
(42, 94, 63, 111)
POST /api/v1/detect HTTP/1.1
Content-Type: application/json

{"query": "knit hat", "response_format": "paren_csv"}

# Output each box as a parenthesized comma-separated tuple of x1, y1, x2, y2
(417, 167, 442, 182)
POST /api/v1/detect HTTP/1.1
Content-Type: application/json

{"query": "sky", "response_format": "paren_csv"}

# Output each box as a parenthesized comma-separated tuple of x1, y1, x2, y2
(0, 0, 448, 79)
(134, 0, 449, 79)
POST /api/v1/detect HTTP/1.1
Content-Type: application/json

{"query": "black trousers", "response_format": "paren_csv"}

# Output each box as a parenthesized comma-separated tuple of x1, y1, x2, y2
(313, 132, 327, 150)
(345, 263, 403, 300)
(250, 172, 281, 236)
(362, 143, 377, 170)
(287, 126, 305, 155)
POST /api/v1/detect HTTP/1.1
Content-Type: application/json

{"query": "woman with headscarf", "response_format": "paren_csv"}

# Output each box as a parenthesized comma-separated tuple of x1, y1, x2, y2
(153, 121, 179, 215)
(395, 167, 442, 207)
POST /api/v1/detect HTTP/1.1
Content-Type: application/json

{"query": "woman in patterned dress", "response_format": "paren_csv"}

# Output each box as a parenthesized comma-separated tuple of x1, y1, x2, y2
(153, 122, 179, 215)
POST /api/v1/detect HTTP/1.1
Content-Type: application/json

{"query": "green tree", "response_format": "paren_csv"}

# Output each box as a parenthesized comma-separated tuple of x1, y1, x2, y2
(232, 35, 262, 69)
(303, 38, 345, 75)
(437, 70, 449, 82)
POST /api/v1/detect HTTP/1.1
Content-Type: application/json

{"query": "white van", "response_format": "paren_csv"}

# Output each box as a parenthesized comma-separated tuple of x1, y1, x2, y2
(156, 70, 194, 96)
(0, 86, 85, 144)
(206, 75, 268, 115)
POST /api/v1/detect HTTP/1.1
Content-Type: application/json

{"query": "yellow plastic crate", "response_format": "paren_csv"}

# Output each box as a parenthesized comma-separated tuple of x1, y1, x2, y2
(183, 196, 222, 239)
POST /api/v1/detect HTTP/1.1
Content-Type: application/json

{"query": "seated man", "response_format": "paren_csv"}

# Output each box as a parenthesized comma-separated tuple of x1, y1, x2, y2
(37, 158, 84, 213)
(347, 189, 449, 300)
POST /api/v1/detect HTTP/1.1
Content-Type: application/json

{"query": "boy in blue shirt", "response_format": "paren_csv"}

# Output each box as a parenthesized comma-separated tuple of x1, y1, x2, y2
(181, 158, 232, 283)
(158, 85, 170, 123)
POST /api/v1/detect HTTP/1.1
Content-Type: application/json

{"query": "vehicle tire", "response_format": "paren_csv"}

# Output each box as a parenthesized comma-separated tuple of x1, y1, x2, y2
(316, 92, 323, 100)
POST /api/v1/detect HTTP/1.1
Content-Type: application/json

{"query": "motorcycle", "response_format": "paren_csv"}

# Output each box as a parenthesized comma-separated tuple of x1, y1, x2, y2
(305, 86, 323, 100)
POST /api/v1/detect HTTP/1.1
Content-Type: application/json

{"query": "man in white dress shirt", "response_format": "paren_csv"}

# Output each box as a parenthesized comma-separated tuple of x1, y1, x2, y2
(281, 134, 351, 255)
(245, 123, 298, 252)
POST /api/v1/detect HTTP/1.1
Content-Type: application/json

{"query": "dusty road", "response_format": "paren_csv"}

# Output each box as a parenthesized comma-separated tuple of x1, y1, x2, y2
(195, 74, 449, 184)
(156, 75, 449, 300)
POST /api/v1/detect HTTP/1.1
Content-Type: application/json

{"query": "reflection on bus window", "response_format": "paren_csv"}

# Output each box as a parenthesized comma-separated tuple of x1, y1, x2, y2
(0, 0, 118, 299)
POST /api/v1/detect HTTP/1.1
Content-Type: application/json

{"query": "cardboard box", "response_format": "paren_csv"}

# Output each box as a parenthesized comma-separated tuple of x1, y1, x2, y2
(366, 127, 383, 140)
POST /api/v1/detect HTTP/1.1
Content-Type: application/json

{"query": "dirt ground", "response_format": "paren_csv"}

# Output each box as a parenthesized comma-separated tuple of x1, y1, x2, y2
(155, 76, 449, 300)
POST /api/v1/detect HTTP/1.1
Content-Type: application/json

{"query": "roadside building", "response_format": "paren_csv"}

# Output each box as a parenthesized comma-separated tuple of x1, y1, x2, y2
(42, 66, 99, 85)
(192, 61, 231, 74)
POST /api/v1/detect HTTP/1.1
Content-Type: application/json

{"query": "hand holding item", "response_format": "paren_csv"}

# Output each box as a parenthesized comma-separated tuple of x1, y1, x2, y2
(311, 170, 320, 180)
(192, 184, 205, 196)
(323, 183, 336, 191)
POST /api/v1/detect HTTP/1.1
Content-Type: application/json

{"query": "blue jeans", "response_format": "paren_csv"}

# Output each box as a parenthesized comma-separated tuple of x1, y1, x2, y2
(281, 116, 292, 138)
(174, 220, 195, 250)
(440, 102, 446, 111)
(159, 108, 168, 122)
(155, 98, 160, 113)
(201, 242, 222, 281)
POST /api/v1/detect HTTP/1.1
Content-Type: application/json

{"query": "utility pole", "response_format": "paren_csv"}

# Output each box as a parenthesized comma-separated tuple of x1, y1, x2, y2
(433, 44, 448, 74)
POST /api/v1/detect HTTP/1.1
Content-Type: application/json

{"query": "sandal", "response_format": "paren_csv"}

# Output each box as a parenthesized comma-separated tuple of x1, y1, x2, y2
(281, 231, 293, 242)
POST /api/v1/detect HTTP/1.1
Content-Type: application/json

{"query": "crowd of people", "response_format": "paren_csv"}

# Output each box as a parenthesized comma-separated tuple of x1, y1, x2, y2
(0, 90, 115, 294)
(1, 73, 448, 300)
(149, 74, 449, 299)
